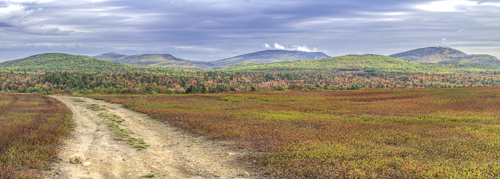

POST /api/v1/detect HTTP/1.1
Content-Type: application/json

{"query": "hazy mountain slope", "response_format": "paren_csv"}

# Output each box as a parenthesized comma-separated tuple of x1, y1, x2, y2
(93, 53, 211, 70)
(94, 50, 330, 69)
(210, 50, 330, 68)
(390, 47, 500, 65)
(92, 53, 128, 61)
(0, 53, 192, 73)
(218, 54, 500, 74)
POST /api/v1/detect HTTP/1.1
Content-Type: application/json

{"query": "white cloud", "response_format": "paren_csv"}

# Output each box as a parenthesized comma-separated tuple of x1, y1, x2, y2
(23, 25, 73, 35)
(0, 4, 33, 21)
(272, 43, 286, 50)
(0, 1, 77, 34)
(442, 38, 447, 44)
(415, 0, 476, 12)
(414, 0, 500, 12)
(383, 12, 407, 16)
(2, 0, 55, 3)
(264, 43, 319, 52)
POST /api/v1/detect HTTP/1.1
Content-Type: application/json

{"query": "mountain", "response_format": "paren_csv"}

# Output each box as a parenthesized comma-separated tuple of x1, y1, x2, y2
(390, 47, 500, 65)
(209, 50, 330, 68)
(92, 53, 211, 70)
(218, 54, 425, 73)
(93, 50, 330, 69)
(0, 53, 192, 73)
(218, 54, 500, 74)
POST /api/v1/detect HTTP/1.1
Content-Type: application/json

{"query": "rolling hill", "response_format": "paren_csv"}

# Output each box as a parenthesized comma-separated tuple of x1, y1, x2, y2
(390, 47, 500, 65)
(92, 50, 330, 69)
(92, 53, 212, 70)
(217, 54, 500, 74)
(3, 51, 500, 75)
(0, 53, 193, 73)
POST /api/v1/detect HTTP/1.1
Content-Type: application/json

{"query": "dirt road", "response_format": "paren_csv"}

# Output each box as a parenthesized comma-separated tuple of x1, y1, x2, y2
(44, 96, 258, 179)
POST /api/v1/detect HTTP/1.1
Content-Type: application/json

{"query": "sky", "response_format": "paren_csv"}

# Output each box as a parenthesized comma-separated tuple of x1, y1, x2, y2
(0, 0, 499, 62)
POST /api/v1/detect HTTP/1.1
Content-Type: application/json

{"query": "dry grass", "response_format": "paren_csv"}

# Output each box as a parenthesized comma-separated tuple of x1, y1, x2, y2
(83, 87, 500, 178)
(0, 94, 73, 178)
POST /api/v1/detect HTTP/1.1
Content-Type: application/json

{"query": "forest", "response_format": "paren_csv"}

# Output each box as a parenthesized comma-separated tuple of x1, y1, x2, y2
(218, 54, 500, 74)
(2, 70, 500, 94)
(3, 53, 500, 95)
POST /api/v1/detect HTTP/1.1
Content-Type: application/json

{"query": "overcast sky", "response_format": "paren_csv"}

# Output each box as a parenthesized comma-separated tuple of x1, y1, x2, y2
(0, 0, 499, 62)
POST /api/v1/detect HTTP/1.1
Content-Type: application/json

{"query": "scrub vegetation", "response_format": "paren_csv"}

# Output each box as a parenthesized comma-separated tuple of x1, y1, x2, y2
(0, 93, 73, 178)
(83, 87, 500, 178)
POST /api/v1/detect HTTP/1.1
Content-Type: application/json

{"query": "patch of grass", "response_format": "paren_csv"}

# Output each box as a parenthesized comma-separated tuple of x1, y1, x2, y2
(107, 123, 134, 138)
(105, 115, 149, 150)
(137, 138, 146, 144)
(133, 144, 146, 149)
(140, 174, 155, 178)
(128, 138, 150, 149)
(127, 138, 136, 145)
(75, 99, 85, 102)
(99, 112, 124, 123)
(89, 104, 107, 111)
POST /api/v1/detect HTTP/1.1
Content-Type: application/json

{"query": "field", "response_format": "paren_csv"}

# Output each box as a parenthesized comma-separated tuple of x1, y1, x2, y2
(81, 87, 500, 178)
(0, 93, 73, 178)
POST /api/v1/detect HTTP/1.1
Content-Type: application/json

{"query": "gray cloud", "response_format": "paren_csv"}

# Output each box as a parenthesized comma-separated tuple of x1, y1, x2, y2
(0, 0, 499, 62)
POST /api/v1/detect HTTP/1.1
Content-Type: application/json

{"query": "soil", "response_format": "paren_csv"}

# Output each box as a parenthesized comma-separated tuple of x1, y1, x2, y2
(43, 96, 264, 179)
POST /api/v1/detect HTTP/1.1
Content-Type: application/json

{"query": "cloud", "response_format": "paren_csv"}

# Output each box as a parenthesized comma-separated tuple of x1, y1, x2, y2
(0, 4, 33, 22)
(0, 0, 499, 61)
(264, 43, 319, 52)
(415, 0, 500, 12)
(3, 0, 54, 3)
(23, 25, 73, 35)
(415, 0, 477, 12)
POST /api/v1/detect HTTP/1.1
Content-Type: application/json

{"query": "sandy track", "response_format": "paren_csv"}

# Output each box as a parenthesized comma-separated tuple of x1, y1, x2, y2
(44, 96, 259, 179)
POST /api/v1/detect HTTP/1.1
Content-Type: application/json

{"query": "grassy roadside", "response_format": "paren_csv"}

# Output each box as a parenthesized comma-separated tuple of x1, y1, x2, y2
(0, 94, 73, 178)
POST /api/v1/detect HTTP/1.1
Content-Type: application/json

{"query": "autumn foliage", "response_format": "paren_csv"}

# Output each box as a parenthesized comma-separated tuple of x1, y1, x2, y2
(3, 70, 500, 95)
(0, 93, 73, 179)
(83, 87, 500, 178)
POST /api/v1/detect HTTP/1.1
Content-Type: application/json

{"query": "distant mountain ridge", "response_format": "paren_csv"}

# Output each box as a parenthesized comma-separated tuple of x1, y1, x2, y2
(390, 47, 500, 65)
(3, 52, 500, 75)
(217, 54, 500, 74)
(92, 50, 330, 70)
(209, 50, 330, 68)
(0, 53, 191, 73)
(93, 53, 212, 69)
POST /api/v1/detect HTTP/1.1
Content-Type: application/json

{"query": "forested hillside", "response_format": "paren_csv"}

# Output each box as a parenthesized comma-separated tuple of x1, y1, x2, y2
(0, 53, 193, 73)
(2, 69, 500, 94)
(218, 54, 500, 73)
(390, 47, 500, 65)
(3, 53, 500, 94)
